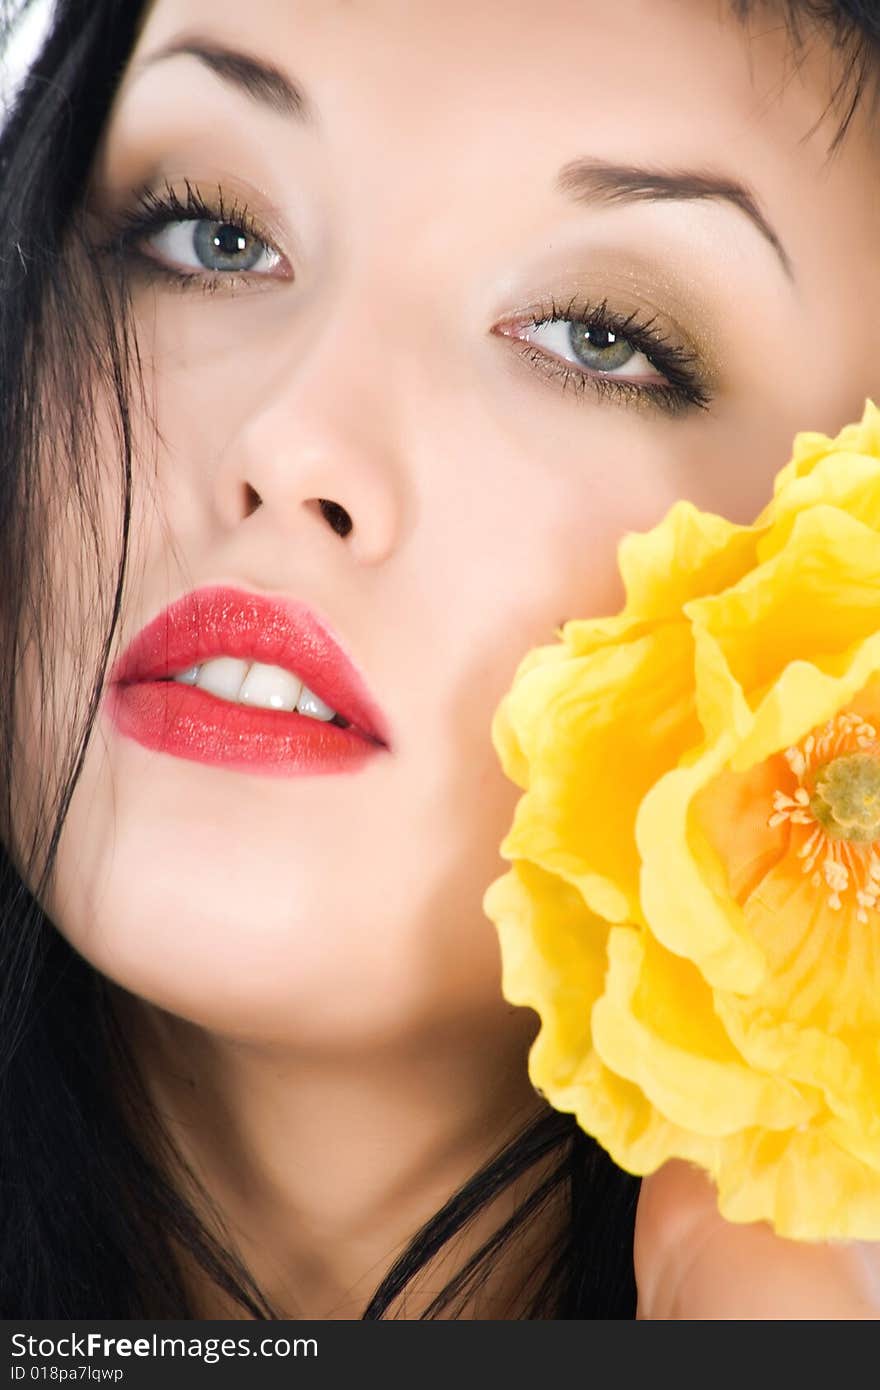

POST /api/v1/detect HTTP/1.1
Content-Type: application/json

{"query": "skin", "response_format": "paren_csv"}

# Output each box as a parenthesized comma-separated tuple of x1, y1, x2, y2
(13, 0, 880, 1316)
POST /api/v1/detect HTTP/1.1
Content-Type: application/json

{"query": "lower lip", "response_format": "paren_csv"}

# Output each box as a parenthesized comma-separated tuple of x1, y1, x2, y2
(104, 680, 382, 775)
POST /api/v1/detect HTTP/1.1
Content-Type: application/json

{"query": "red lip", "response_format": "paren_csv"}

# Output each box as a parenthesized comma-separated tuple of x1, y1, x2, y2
(104, 585, 392, 776)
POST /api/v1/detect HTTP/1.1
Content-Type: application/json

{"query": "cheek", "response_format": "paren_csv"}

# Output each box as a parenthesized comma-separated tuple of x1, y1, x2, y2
(40, 697, 532, 1048)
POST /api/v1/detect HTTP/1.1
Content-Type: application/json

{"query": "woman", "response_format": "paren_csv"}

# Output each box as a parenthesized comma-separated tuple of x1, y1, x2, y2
(2, 0, 880, 1319)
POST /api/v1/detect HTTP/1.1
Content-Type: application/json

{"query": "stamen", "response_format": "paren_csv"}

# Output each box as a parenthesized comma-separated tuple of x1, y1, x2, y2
(768, 710, 880, 919)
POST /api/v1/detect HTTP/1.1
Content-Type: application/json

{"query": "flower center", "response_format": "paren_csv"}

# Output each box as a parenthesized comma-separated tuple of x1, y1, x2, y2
(768, 711, 880, 921)
(809, 752, 880, 841)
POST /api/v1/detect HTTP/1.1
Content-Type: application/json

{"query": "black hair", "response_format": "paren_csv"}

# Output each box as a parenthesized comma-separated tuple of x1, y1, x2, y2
(0, 0, 876, 1319)
(730, 0, 880, 148)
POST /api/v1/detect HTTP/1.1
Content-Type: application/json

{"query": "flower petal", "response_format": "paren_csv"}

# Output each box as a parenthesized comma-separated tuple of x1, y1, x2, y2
(487, 400, 880, 1238)
(500, 629, 702, 922)
(591, 927, 813, 1136)
(483, 858, 607, 1091)
(567, 1049, 722, 1175)
(715, 1124, 880, 1240)
(758, 399, 880, 511)
(637, 735, 767, 991)
(615, 499, 759, 622)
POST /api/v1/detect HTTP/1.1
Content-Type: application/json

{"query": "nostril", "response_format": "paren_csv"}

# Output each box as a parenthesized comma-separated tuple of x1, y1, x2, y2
(243, 483, 262, 517)
(318, 498, 353, 538)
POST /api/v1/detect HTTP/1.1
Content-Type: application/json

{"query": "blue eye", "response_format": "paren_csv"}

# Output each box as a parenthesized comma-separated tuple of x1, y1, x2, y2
(147, 218, 283, 277)
(494, 295, 711, 415)
(525, 317, 664, 383)
(103, 179, 291, 286)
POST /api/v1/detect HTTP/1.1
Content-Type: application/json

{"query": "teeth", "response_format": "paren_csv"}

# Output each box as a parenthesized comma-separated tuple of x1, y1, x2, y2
(238, 662, 302, 712)
(195, 656, 249, 702)
(296, 683, 336, 721)
(172, 658, 340, 723)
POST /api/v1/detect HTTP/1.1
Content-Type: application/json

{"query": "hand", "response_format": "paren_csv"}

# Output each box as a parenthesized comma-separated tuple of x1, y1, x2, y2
(634, 1159, 880, 1319)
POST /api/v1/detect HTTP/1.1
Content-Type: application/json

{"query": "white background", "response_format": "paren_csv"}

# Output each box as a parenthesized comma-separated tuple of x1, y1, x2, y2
(1, 0, 54, 115)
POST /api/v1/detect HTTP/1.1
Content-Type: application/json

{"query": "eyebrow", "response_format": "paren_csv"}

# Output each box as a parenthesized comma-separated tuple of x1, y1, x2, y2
(133, 42, 792, 280)
(556, 158, 793, 280)
(136, 37, 313, 122)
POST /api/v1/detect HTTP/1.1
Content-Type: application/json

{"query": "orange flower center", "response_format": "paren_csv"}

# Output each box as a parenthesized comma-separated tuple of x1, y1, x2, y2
(768, 711, 880, 922)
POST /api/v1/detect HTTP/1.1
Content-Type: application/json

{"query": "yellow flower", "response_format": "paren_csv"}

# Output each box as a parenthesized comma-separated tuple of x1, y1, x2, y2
(484, 400, 880, 1240)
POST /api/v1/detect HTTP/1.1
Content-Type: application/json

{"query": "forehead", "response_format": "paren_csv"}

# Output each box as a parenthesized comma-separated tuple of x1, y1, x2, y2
(113, 0, 874, 289)
(128, 0, 839, 159)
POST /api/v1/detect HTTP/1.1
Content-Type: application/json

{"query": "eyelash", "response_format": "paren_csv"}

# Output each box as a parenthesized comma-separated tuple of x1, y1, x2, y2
(99, 179, 276, 292)
(100, 181, 712, 415)
(512, 295, 710, 416)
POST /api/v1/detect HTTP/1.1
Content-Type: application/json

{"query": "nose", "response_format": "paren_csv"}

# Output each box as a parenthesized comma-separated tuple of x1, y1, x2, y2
(212, 307, 411, 568)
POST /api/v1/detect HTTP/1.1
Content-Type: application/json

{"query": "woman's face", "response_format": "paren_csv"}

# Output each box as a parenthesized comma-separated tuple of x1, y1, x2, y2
(21, 0, 880, 1048)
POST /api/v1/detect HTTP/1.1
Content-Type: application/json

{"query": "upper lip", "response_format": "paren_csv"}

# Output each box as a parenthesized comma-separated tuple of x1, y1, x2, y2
(108, 584, 392, 748)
